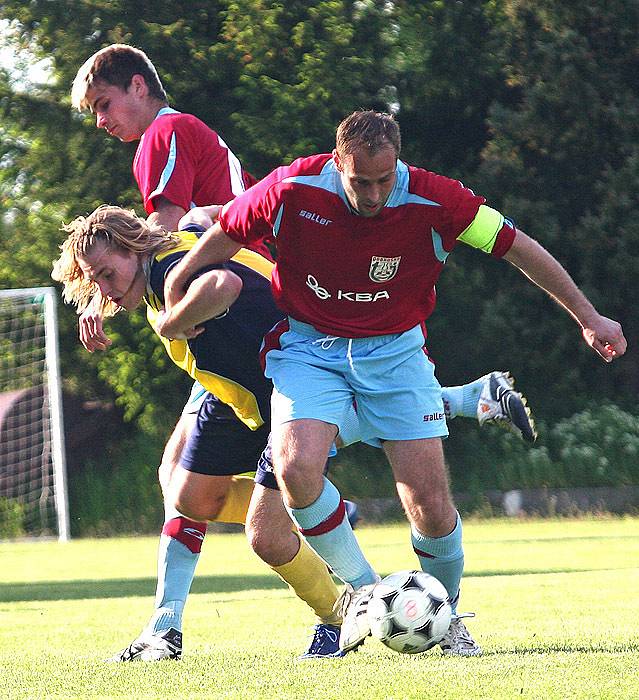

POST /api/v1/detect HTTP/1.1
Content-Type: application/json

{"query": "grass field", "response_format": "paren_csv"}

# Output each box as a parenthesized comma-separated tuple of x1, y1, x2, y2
(1, 517, 638, 699)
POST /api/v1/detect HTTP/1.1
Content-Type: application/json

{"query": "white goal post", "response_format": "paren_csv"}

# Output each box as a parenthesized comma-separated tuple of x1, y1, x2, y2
(0, 287, 70, 541)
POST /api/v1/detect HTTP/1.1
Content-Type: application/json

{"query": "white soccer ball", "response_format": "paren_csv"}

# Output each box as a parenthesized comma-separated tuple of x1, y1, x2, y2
(368, 570, 452, 654)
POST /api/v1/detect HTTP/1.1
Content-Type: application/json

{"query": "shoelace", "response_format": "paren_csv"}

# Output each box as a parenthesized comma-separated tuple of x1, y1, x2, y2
(314, 625, 338, 645)
(444, 612, 476, 645)
(333, 586, 353, 618)
(115, 639, 146, 661)
(446, 620, 476, 648)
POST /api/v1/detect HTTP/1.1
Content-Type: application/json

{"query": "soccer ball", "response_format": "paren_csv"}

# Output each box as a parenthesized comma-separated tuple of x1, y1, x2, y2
(368, 570, 452, 654)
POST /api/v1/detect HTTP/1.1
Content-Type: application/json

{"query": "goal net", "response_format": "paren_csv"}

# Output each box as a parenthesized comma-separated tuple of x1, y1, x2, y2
(0, 287, 69, 540)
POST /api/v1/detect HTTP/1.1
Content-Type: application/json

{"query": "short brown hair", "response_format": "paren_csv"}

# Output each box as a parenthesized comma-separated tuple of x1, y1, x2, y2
(52, 205, 179, 316)
(71, 44, 167, 110)
(335, 110, 401, 158)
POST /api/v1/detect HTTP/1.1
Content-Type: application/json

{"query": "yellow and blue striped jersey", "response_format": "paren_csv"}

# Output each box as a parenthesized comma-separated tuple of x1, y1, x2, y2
(144, 231, 281, 430)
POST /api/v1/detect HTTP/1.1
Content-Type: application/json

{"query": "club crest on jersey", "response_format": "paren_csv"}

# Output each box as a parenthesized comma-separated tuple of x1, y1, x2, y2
(369, 255, 401, 283)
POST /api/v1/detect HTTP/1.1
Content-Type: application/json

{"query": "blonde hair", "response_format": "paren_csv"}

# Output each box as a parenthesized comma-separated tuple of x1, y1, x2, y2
(52, 205, 179, 317)
(71, 43, 167, 111)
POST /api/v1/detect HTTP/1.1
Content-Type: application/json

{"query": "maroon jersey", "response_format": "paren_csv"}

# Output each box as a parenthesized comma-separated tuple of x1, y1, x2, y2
(218, 154, 514, 337)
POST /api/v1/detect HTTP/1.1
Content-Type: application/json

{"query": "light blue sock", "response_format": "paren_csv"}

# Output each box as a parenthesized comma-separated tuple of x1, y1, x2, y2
(441, 377, 485, 420)
(411, 513, 464, 613)
(289, 477, 376, 588)
(147, 522, 203, 634)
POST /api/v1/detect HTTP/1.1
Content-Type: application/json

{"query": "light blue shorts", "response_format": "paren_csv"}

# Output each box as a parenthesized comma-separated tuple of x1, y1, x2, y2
(264, 319, 448, 446)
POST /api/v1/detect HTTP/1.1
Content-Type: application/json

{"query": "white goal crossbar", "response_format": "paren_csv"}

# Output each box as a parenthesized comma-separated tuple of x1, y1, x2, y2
(0, 287, 70, 541)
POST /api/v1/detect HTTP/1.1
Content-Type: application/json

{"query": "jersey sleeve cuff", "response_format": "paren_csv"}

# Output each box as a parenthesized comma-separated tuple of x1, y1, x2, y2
(490, 219, 517, 258)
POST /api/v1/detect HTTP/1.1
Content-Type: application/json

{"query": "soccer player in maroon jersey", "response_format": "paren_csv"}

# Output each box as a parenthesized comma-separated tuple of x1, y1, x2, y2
(163, 110, 626, 656)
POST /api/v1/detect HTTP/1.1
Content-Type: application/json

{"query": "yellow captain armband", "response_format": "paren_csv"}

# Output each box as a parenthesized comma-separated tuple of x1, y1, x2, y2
(457, 205, 505, 253)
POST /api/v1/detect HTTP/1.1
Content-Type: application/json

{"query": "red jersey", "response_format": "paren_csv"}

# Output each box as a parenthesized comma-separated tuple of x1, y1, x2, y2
(133, 107, 273, 259)
(134, 108, 257, 214)
(219, 154, 514, 337)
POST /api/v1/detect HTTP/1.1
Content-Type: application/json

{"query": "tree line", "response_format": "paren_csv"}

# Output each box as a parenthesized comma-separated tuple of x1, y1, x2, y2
(1, 1, 637, 512)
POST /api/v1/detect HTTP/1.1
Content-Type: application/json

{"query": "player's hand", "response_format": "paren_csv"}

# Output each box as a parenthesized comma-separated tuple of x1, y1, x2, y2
(581, 315, 627, 363)
(156, 310, 204, 341)
(78, 306, 111, 352)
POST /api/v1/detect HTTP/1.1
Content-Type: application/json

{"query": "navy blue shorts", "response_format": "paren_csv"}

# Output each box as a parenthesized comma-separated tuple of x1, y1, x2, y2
(180, 393, 329, 491)
(255, 436, 278, 490)
(180, 393, 277, 488)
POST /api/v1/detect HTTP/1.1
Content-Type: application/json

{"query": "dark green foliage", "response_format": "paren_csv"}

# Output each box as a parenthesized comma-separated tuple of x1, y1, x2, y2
(392, 0, 511, 177)
(447, 403, 639, 493)
(434, 0, 638, 421)
(333, 402, 639, 504)
(0, 497, 26, 538)
(1, 1, 637, 533)
(221, 0, 393, 174)
(329, 443, 397, 499)
(68, 431, 164, 536)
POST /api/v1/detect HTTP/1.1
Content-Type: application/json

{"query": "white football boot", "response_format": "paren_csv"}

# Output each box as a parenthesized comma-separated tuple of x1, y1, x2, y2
(336, 577, 381, 652)
(106, 627, 182, 662)
(439, 614, 482, 657)
(477, 371, 537, 443)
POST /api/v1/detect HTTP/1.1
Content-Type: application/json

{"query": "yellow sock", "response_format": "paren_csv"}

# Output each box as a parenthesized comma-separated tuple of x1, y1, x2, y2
(272, 531, 342, 625)
(211, 474, 254, 524)
(212, 480, 341, 624)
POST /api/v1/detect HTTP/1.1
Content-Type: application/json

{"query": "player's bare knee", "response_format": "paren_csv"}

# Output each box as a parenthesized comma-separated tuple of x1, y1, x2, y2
(246, 516, 300, 567)
(278, 456, 319, 493)
(406, 496, 456, 537)
(175, 491, 226, 521)
(246, 522, 277, 562)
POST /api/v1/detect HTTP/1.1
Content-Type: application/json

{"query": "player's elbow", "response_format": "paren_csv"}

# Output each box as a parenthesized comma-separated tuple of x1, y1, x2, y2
(213, 270, 243, 309)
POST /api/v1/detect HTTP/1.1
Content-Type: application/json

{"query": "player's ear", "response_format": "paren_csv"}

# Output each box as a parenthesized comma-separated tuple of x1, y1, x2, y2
(332, 149, 343, 172)
(129, 74, 148, 97)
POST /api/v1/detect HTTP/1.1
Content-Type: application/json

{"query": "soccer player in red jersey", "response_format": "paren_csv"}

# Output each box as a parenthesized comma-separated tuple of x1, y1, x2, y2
(164, 110, 626, 656)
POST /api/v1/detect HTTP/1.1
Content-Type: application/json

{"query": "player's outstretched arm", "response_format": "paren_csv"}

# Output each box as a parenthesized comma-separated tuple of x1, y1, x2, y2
(164, 222, 242, 312)
(503, 230, 627, 363)
(156, 267, 243, 340)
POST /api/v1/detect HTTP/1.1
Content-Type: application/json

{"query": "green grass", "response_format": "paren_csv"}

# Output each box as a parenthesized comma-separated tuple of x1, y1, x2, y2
(1, 517, 638, 699)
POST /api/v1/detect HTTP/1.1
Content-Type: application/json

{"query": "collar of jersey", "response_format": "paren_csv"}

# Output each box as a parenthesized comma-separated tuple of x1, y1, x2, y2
(143, 231, 199, 303)
(155, 106, 180, 120)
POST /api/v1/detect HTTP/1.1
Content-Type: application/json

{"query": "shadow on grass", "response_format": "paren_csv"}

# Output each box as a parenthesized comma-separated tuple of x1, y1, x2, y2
(464, 565, 638, 579)
(0, 574, 287, 603)
(3, 565, 635, 603)
(483, 641, 639, 655)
